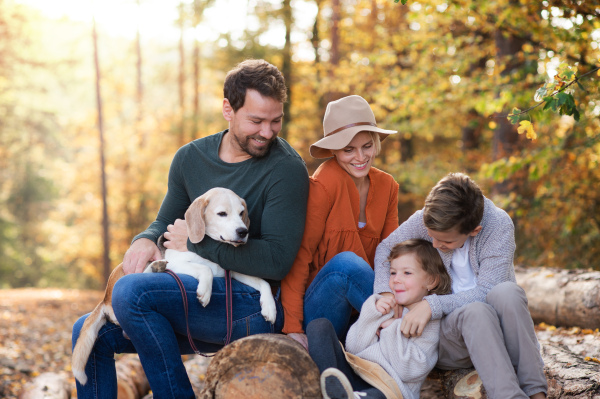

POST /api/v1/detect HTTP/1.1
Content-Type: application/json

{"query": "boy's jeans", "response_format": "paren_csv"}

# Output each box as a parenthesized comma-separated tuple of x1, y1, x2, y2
(72, 272, 283, 399)
(302, 251, 374, 340)
(436, 282, 547, 399)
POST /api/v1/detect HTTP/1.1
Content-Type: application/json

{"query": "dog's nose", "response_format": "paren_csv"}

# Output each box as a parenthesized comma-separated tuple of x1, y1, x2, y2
(236, 227, 248, 239)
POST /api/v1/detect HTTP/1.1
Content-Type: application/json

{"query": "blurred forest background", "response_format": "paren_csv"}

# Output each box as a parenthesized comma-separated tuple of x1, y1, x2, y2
(1, 0, 599, 290)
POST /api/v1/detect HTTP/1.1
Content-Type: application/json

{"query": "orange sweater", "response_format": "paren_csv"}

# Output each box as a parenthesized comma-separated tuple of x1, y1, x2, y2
(281, 159, 399, 334)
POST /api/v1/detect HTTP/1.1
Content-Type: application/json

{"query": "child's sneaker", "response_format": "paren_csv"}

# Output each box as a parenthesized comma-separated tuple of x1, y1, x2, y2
(321, 368, 353, 399)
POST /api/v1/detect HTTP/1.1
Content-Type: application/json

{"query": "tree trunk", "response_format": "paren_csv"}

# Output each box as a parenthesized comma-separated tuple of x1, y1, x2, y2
(515, 266, 600, 330)
(280, 0, 292, 141)
(199, 334, 321, 399)
(178, 2, 186, 147)
(92, 16, 111, 287)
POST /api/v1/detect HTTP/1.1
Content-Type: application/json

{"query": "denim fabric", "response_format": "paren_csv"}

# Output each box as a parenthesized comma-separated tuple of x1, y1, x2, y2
(303, 251, 374, 340)
(72, 272, 283, 399)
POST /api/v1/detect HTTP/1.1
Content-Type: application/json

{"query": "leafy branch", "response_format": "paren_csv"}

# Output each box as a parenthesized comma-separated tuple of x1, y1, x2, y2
(502, 64, 600, 125)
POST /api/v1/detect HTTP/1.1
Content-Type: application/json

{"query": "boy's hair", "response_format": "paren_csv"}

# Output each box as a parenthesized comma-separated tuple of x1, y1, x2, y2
(223, 59, 287, 112)
(388, 239, 451, 295)
(423, 172, 484, 235)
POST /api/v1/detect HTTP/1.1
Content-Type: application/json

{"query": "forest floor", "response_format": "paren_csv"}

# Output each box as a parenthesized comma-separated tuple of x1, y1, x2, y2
(1, 288, 599, 399)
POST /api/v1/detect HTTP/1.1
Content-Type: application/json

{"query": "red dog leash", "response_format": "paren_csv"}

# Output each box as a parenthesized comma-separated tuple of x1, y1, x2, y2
(165, 269, 233, 357)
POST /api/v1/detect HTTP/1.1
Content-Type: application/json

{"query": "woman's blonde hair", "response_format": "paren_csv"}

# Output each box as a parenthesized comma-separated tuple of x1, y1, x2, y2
(387, 239, 451, 295)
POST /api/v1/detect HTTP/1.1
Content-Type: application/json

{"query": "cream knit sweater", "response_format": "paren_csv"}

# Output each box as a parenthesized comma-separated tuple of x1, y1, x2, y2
(345, 294, 440, 399)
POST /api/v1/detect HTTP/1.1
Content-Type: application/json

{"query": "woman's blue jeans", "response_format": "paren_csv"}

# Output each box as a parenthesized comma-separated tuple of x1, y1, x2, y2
(71, 272, 283, 399)
(302, 251, 374, 340)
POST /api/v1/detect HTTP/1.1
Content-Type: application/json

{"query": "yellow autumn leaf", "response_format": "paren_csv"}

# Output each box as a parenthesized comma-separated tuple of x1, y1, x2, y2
(517, 120, 537, 140)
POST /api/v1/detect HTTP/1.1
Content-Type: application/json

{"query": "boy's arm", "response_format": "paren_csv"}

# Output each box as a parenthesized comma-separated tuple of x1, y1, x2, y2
(189, 159, 309, 281)
(425, 209, 516, 319)
(373, 210, 429, 294)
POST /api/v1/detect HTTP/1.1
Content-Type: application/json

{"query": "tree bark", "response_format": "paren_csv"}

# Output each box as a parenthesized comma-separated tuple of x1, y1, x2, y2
(199, 334, 321, 399)
(515, 266, 600, 330)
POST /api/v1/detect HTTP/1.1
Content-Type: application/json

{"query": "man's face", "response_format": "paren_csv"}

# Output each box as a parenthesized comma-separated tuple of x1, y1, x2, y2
(426, 226, 481, 253)
(224, 89, 283, 159)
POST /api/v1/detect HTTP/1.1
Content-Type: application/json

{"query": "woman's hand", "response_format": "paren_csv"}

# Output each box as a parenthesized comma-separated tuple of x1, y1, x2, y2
(400, 300, 432, 338)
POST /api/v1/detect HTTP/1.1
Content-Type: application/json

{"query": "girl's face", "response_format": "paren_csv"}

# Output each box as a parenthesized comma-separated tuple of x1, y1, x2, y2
(389, 253, 436, 309)
(331, 132, 375, 183)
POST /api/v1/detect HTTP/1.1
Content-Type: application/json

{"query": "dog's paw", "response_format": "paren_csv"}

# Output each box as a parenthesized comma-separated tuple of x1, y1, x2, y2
(148, 260, 168, 273)
(196, 280, 213, 307)
(260, 299, 277, 324)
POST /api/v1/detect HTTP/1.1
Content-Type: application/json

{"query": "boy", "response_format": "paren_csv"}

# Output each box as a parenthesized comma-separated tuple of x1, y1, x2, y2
(373, 173, 547, 399)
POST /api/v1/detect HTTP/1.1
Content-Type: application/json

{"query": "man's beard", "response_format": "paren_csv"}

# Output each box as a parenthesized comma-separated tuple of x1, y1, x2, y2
(234, 133, 276, 158)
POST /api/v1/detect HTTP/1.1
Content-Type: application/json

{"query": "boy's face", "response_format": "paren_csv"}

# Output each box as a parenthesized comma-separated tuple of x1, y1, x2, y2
(388, 253, 433, 309)
(426, 226, 482, 253)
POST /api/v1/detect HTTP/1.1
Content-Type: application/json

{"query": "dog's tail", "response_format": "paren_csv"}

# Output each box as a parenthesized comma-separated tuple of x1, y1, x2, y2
(72, 302, 109, 385)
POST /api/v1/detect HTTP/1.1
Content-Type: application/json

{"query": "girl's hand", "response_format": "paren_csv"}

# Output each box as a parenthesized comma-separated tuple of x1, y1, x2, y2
(376, 295, 396, 315)
(400, 300, 432, 338)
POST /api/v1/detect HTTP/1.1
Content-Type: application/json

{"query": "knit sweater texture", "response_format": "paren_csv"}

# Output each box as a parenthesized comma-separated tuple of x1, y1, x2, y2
(281, 158, 399, 333)
(133, 129, 309, 282)
(373, 197, 516, 319)
(345, 294, 440, 399)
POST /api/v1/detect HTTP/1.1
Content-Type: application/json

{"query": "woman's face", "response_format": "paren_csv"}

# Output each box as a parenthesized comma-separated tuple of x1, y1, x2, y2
(332, 132, 375, 183)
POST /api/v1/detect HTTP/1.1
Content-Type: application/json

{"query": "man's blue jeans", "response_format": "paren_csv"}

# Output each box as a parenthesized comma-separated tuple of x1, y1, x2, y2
(302, 251, 374, 340)
(71, 272, 283, 399)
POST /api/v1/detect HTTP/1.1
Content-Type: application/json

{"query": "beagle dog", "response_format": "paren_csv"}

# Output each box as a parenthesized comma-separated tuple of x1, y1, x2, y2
(72, 187, 276, 385)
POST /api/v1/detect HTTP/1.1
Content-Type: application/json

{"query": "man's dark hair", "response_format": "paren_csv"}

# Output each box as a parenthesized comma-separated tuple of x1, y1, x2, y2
(223, 59, 287, 111)
(423, 172, 484, 235)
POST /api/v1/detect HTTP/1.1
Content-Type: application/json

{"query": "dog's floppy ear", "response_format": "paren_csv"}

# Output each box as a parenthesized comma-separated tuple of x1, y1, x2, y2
(241, 198, 250, 228)
(185, 196, 207, 243)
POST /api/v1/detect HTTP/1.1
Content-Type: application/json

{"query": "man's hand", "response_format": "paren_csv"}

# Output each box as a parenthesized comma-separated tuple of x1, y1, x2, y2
(123, 238, 162, 274)
(287, 333, 308, 351)
(400, 300, 432, 338)
(163, 219, 189, 252)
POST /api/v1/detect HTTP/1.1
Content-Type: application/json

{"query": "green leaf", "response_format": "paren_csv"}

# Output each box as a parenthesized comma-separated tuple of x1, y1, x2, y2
(576, 81, 586, 92)
(556, 92, 570, 107)
(543, 98, 556, 111)
(401, 0, 407, 4)
(573, 109, 580, 122)
(507, 107, 521, 124)
(561, 70, 575, 80)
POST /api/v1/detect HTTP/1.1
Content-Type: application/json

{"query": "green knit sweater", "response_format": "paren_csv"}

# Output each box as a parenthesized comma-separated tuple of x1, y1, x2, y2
(134, 129, 309, 283)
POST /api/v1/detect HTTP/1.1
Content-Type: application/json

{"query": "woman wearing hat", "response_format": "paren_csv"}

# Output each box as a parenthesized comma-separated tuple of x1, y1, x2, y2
(281, 95, 399, 348)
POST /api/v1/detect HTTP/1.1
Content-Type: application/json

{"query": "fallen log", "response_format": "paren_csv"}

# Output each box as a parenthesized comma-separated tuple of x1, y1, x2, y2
(199, 334, 321, 399)
(18, 372, 71, 399)
(515, 266, 600, 330)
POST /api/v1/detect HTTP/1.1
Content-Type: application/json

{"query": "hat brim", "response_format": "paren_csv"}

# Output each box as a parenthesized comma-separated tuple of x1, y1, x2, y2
(309, 126, 397, 159)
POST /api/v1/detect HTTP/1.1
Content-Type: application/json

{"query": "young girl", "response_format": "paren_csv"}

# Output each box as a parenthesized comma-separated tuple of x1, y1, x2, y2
(306, 239, 451, 399)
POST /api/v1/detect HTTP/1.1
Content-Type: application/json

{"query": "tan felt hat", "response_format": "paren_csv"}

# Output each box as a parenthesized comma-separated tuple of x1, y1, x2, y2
(310, 95, 397, 159)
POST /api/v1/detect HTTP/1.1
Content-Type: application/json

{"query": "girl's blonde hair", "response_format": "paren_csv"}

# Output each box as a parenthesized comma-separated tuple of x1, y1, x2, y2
(387, 239, 451, 295)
